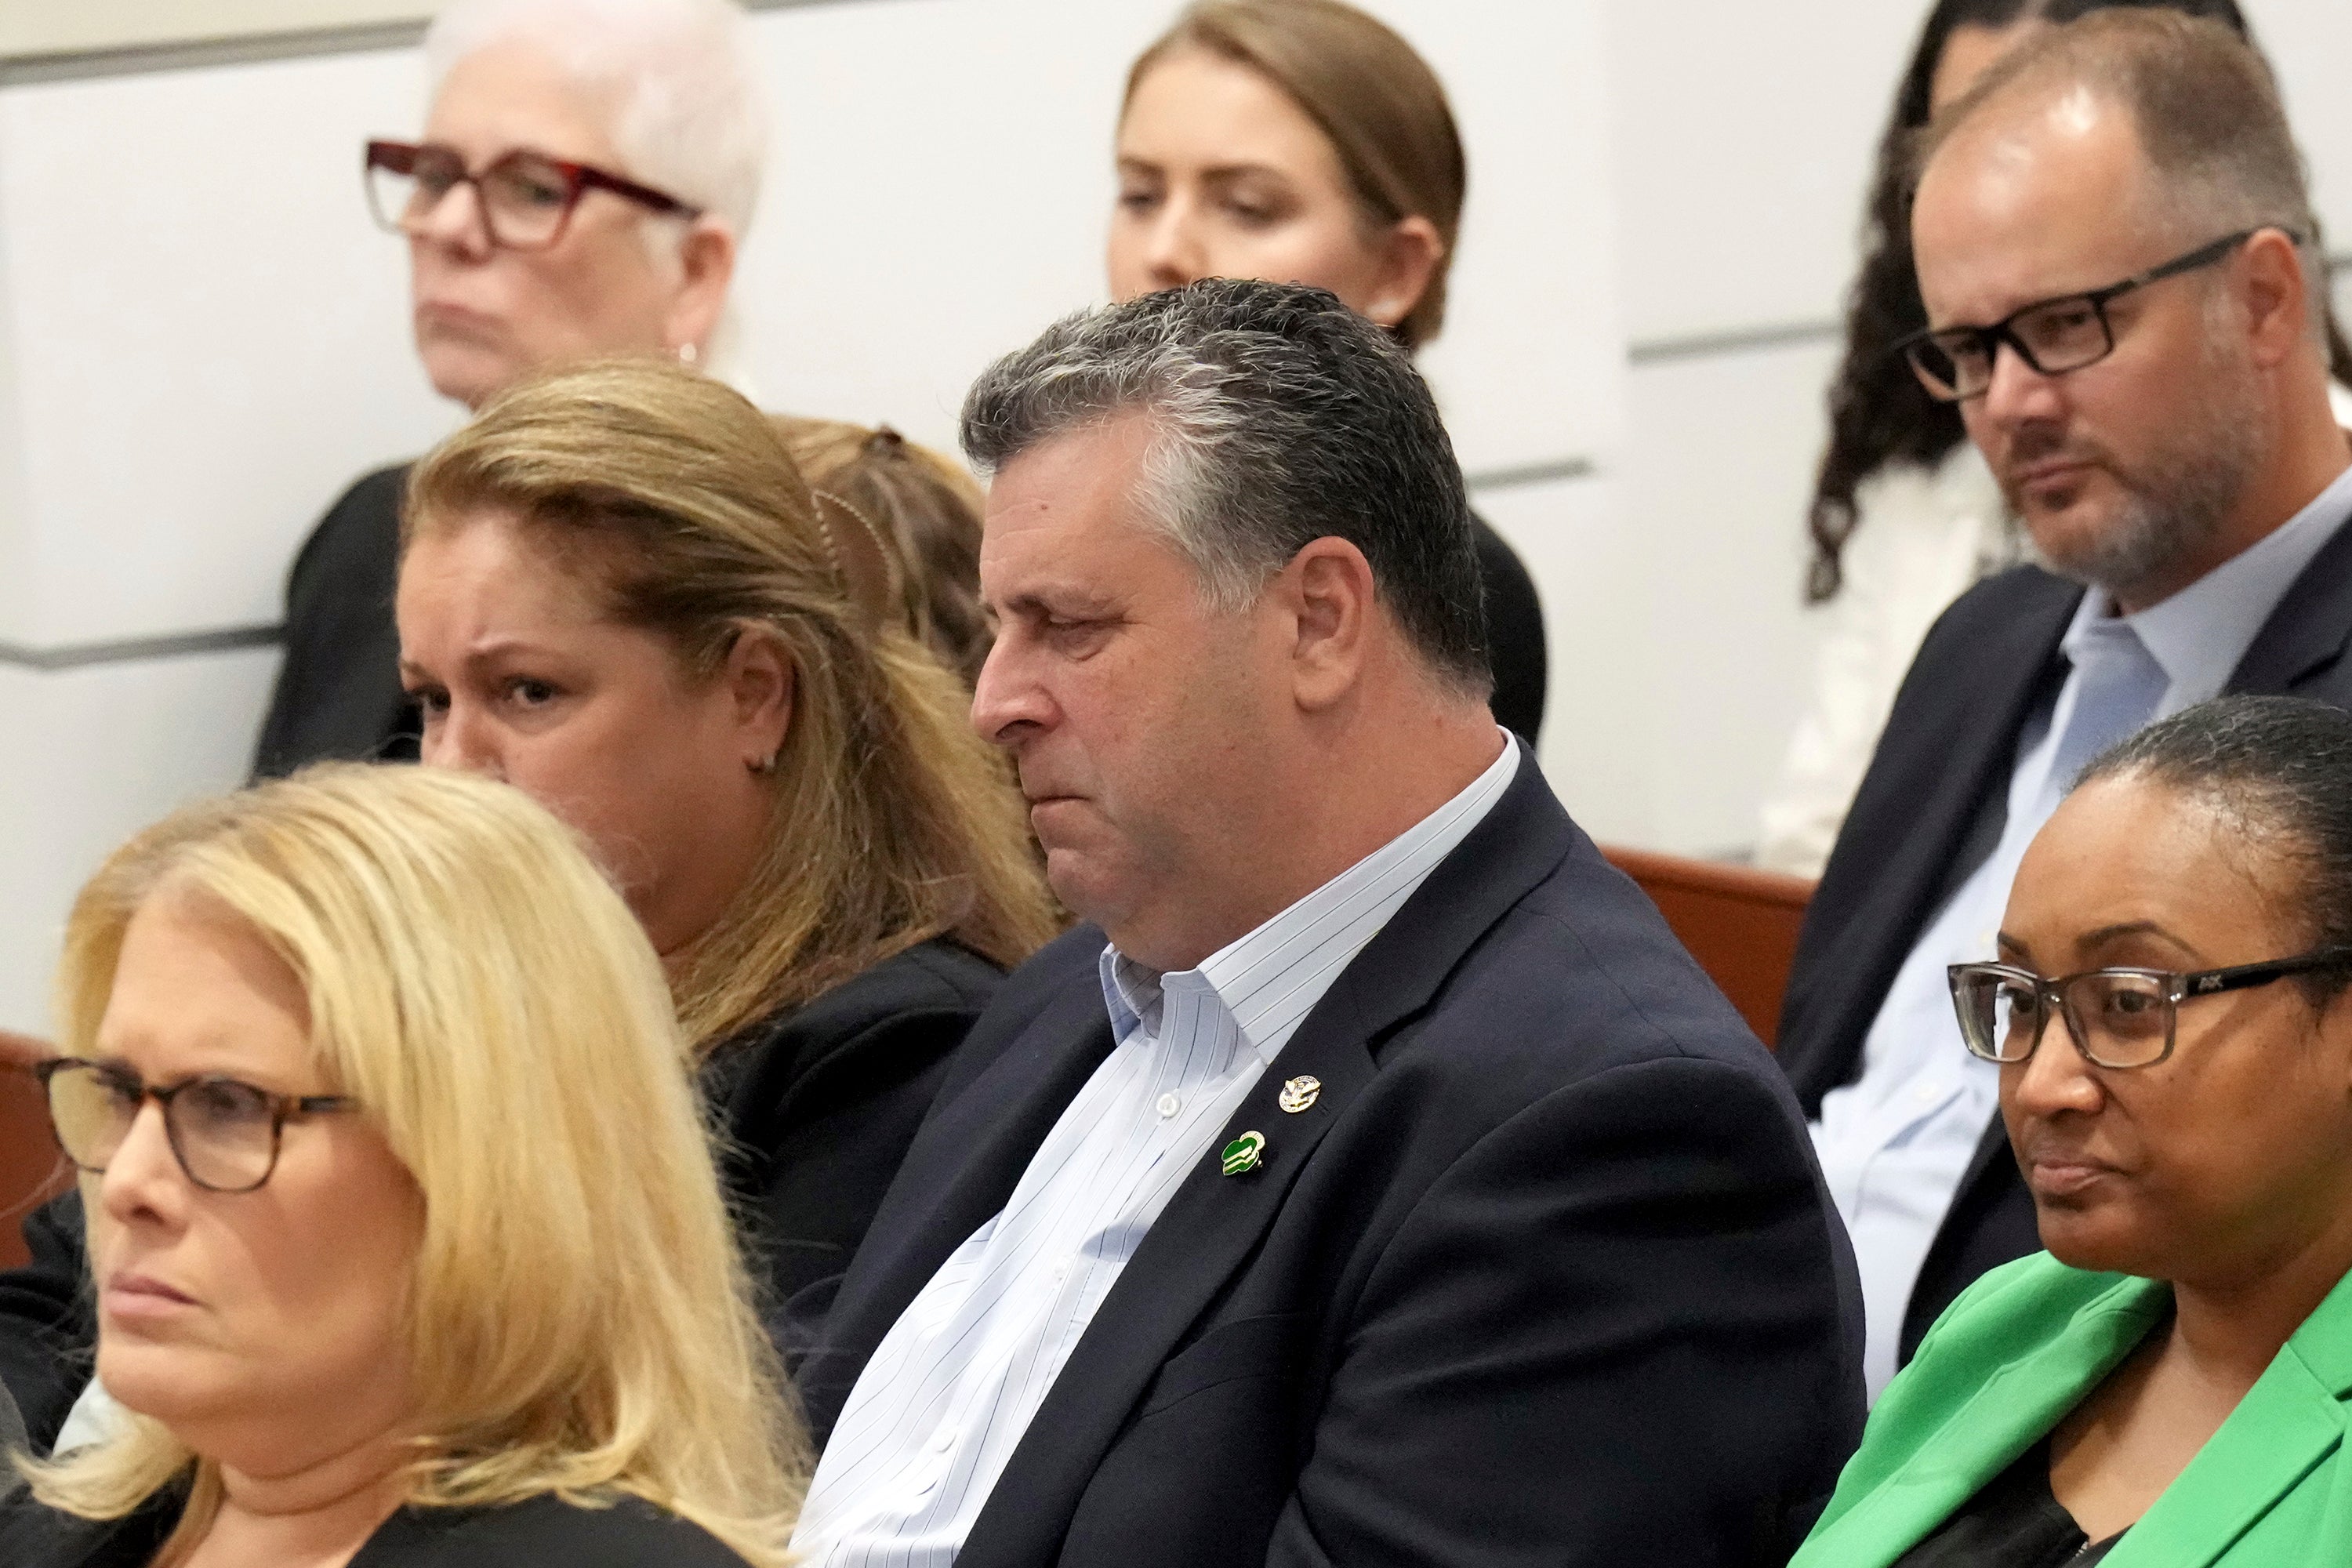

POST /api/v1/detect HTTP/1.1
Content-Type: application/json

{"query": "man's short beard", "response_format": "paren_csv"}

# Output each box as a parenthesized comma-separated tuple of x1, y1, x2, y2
(2030, 319, 2266, 605)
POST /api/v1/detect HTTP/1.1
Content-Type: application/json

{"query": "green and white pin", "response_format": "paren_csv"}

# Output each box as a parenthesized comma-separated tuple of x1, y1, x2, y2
(1221, 1130, 1266, 1177)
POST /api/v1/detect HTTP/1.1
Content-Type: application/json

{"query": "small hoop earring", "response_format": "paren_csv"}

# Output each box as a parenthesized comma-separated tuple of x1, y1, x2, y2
(677, 342, 699, 366)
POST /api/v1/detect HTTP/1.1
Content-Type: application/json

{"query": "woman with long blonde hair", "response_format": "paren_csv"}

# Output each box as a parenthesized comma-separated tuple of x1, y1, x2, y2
(392, 358, 1060, 1352)
(0, 765, 804, 1566)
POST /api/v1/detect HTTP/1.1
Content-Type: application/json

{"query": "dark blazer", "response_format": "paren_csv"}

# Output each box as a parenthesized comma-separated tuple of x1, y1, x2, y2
(1777, 526, 2352, 1364)
(0, 939, 997, 1450)
(252, 463, 418, 778)
(0, 1486, 750, 1566)
(0, 1194, 91, 1454)
(800, 750, 1864, 1567)
(0, 1364, 24, 1457)
(1472, 516, 1548, 742)
(704, 936, 1003, 1356)
(246, 472, 1551, 775)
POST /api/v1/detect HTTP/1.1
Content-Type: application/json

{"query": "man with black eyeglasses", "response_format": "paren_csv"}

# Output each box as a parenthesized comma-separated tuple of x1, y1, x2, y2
(1779, 9, 2352, 1403)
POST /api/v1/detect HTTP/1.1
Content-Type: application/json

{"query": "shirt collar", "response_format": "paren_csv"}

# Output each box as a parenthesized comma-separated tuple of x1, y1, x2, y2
(1098, 733, 1521, 1067)
(2064, 459, 2352, 701)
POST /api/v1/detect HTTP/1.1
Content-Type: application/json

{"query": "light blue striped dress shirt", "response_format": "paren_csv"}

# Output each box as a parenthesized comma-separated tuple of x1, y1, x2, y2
(789, 735, 1519, 1567)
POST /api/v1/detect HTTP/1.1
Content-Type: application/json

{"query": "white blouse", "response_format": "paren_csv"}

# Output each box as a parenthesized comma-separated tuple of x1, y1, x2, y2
(1755, 444, 2017, 878)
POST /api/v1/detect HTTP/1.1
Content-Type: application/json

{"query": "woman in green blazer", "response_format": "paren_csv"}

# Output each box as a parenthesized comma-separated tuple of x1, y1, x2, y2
(1794, 695, 2352, 1568)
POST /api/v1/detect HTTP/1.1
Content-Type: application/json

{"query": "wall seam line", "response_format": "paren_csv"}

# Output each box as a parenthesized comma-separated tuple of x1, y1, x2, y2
(0, 626, 283, 673)
(0, 0, 887, 85)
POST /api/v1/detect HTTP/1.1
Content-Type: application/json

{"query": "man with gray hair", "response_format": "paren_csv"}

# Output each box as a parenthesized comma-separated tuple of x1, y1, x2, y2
(1781, 9, 2352, 1400)
(792, 279, 1862, 1567)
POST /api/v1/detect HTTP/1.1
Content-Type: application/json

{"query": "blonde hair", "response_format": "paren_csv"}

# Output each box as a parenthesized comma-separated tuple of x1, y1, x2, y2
(19, 764, 805, 1566)
(405, 359, 1062, 1050)
(1125, 0, 1466, 350)
(773, 415, 993, 687)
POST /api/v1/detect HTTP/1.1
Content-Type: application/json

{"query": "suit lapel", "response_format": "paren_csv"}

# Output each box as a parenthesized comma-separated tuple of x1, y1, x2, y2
(957, 749, 1581, 1568)
(804, 970, 1118, 1434)
(1820, 1276, 2169, 1567)
(2114, 1269, 2352, 1566)
(1784, 570, 2079, 1107)
(2229, 512, 2352, 695)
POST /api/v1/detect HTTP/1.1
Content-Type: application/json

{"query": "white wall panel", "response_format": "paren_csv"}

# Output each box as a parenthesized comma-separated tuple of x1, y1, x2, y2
(0, 649, 281, 1033)
(2254, 0, 2352, 254)
(741, 0, 1615, 477)
(1473, 474, 1648, 844)
(1608, 0, 1916, 345)
(0, 47, 451, 648)
(1618, 341, 1838, 858)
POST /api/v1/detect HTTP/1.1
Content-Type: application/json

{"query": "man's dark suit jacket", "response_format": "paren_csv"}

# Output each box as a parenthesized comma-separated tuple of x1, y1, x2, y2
(0, 938, 996, 1451)
(800, 750, 1864, 1567)
(245, 468, 1553, 775)
(1777, 524, 2352, 1365)
(252, 464, 418, 777)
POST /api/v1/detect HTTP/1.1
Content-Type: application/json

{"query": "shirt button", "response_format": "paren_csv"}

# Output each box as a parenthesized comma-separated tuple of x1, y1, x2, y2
(1156, 1092, 1181, 1119)
(1915, 1083, 1943, 1105)
(930, 1426, 954, 1454)
(1054, 1261, 1072, 1283)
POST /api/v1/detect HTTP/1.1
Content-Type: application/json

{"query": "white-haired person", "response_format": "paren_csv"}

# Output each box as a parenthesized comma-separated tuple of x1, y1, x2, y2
(0, 764, 806, 1566)
(253, 0, 768, 775)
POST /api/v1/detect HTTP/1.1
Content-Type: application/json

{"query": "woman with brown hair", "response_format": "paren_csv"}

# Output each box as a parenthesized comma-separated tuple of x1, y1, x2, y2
(1105, 0, 1549, 742)
(775, 417, 993, 688)
(0, 364, 1054, 1456)
(390, 359, 1060, 1353)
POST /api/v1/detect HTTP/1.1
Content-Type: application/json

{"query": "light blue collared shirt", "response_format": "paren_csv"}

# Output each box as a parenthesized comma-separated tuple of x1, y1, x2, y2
(791, 735, 1519, 1566)
(1814, 459, 2352, 1399)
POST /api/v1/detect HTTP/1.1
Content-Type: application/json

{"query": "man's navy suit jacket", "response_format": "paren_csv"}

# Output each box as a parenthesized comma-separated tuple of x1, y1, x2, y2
(800, 749, 1865, 1568)
(1777, 520, 2352, 1365)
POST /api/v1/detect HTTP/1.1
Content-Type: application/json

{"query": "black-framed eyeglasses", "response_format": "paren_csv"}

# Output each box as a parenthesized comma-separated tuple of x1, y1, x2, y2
(1947, 948, 2352, 1070)
(1897, 227, 2283, 402)
(34, 1058, 357, 1195)
(365, 138, 700, 252)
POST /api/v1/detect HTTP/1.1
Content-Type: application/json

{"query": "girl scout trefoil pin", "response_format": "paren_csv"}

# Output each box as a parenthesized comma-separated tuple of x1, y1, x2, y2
(1221, 1131, 1267, 1177)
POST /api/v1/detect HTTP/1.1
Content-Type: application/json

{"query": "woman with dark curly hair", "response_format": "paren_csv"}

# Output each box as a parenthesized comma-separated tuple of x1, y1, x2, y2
(1755, 0, 2352, 877)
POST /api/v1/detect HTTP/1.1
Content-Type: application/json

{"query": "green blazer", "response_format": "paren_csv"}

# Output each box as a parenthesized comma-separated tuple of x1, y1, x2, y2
(1791, 1252, 2352, 1566)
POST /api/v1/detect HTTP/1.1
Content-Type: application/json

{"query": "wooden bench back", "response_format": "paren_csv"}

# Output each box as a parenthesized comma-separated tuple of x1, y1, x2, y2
(1602, 847, 1815, 1050)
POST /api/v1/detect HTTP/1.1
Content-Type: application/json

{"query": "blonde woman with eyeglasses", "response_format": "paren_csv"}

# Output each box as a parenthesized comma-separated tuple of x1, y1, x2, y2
(0, 764, 804, 1566)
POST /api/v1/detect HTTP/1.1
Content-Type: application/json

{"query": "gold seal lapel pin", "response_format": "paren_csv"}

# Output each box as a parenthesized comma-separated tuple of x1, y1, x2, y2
(1277, 1075, 1321, 1113)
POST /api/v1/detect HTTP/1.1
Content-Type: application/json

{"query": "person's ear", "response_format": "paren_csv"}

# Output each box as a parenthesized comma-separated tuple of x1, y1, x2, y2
(666, 216, 739, 361)
(724, 624, 794, 774)
(2238, 227, 2310, 371)
(1281, 536, 1377, 713)
(1359, 216, 1445, 332)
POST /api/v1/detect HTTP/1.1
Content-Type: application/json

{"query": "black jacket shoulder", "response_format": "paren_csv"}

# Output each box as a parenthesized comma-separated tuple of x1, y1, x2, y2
(0, 1193, 96, 1453)
(359, 1493, 750, 1566)
(252, 462, 418, 778)
(702, 937, 1004, 1356)
(0, 1488, 747, 1568)
(1472, 515, 1548, 743)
